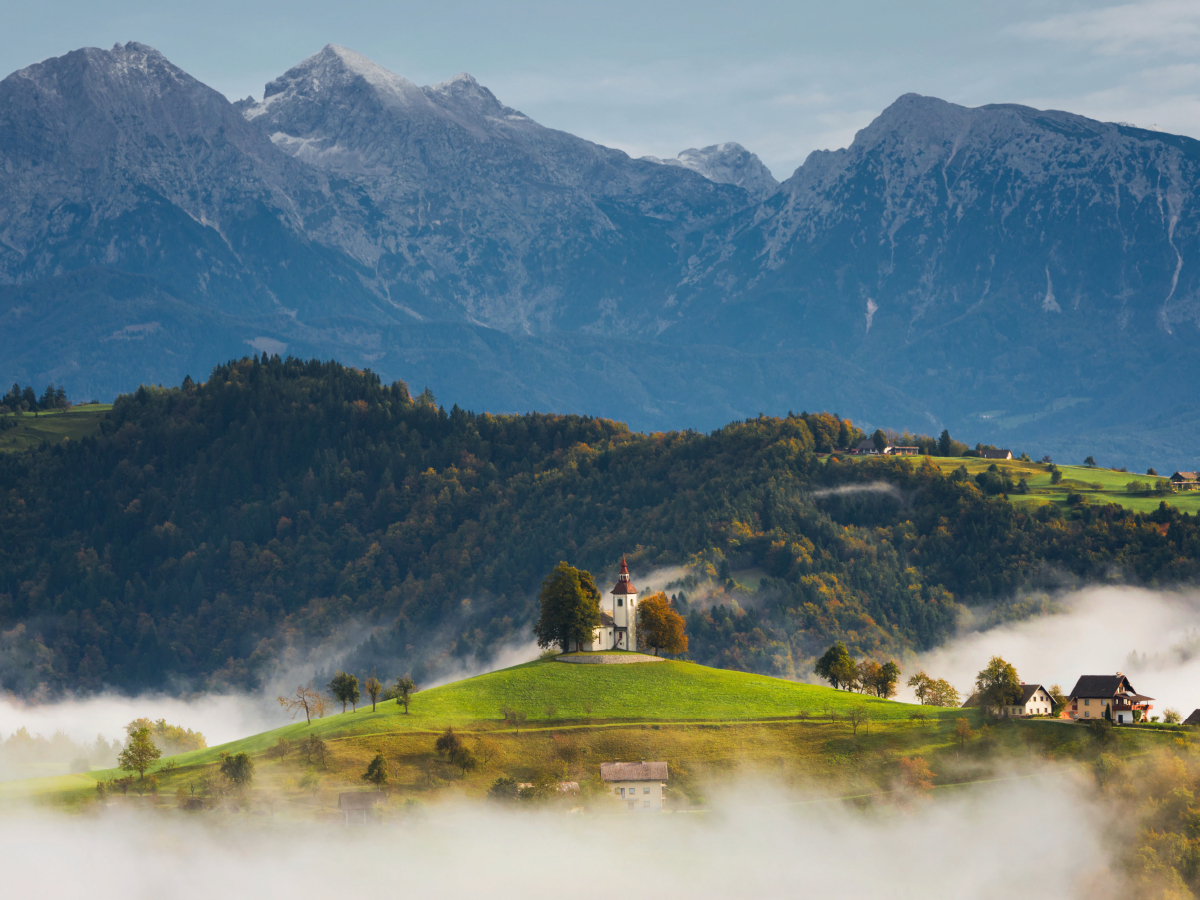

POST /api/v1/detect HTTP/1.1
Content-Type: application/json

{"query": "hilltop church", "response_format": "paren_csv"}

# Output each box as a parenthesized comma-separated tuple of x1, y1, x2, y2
(582, 555, 639, 652)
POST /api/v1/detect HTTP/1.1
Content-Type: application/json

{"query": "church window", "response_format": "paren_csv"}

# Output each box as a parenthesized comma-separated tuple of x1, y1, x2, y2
(617, 598, 623, 607)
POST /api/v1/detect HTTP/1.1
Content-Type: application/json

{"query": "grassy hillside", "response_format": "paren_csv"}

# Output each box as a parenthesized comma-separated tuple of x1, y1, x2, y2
(5, 657, 1190, 817)
(0, 404, 111, 453)
(1, 658, 965, 801)
(850, 454, 1200, 515)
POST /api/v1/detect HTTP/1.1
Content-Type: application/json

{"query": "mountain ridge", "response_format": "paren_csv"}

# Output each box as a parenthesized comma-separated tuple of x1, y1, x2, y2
(3, 45, 1200, 466)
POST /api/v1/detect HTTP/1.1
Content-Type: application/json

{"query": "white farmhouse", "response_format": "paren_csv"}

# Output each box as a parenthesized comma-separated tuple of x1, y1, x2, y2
(601, 761, 667, 811)
(962, 683, 1055, 717)
(582, 555, 639, 652)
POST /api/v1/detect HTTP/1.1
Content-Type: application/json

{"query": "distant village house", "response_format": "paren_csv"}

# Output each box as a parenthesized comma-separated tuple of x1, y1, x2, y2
(979, 448, 1013, 460)
(601, 761, 668, 811)
(1184, 709, 1200, 727)
(962, 683, 1054, 717)
(849, 440, 919, 456)
(1170, 472, 1200, 490)
(1063, 674, 1153, 724)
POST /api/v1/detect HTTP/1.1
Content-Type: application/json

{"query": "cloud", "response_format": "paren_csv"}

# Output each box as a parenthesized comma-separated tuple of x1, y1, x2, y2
(2, 776, 1125, 900)
(811, 481, 905, 501)
(904, 586, 1200, 716)
(1011, 0, 1200, 56)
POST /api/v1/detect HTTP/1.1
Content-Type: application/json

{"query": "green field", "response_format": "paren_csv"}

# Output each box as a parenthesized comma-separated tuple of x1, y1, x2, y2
(0, 405, 111, 452)
(4, 657, 1187, 816)
(848, 454, 1200, 515)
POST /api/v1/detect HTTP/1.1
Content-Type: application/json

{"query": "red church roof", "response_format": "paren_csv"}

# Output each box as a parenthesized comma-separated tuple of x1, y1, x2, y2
(610, 554, 638, 595)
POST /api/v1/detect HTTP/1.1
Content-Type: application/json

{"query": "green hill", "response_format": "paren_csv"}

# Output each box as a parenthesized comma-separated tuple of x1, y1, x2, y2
(0, 404, 110, 453)
(3, 657, 969, 802)
(9, 656, 1188, 813)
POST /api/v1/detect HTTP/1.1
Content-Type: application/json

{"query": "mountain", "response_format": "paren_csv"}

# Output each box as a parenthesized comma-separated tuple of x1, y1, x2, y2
(673, 95, 1200, 465)
(4, 45, 1200, 466)
(643, 142, 779, 199)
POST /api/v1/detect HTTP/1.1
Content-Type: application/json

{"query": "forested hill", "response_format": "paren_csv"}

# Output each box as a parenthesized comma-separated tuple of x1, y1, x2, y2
(2, 356, 1199, 696)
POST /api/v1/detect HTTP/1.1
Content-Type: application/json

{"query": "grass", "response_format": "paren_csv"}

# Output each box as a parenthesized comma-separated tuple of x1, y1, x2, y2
(844, 454, 1200, 515)
(0, 659, 965, 804)
(0, 405, 111, 453)
(3, 658, 1188, 817)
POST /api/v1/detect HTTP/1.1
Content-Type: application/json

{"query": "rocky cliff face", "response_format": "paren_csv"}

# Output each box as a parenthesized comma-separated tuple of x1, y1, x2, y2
(4, 47, 1200, 466)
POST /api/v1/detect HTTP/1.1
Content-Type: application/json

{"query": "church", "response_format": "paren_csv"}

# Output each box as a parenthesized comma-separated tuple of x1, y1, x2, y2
(582, 555, 639, 652)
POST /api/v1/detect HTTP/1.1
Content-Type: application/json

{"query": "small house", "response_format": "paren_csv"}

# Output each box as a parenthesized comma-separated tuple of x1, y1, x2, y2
(601, 761, 668, 811)
(1170, 472, 1200, 490)
(338, 791, 385, 825)
(1184, 709, 1200, 726)
(850, 439, 881, 455)
(1063, 674, 1153, 724)
(961, 683, 1054, 717)
(980, 448, 1013, 460)
(885, 445, 919, 456)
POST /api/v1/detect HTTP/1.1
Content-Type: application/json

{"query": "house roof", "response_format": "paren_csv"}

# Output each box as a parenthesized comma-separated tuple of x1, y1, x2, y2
(601, 761, 668, 782)
(854, 439, 877, 451)
(338, 792, 385, 809)
(1068, 674, 1137, 699)
(1184, 709, 1200, 726)
(961, 684, 1047, 707)
(599, 610, 615, 627)
(1171, 472, 1199, 481)
(980, 448, 1012, 459)
(1019, 684, 1048, 705)
(611, 554, 638, 595)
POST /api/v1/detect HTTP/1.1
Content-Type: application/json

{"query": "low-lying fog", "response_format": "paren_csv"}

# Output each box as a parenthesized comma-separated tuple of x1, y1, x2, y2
(4, 776, 1121, 900)
(906, 586, 1200, 714)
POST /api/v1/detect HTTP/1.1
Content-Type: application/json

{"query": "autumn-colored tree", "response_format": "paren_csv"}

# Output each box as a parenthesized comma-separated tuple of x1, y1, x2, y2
(364, 674, 383, 712)
(118, 727, 161, 779)
(954, 717, 974, 750)
(534, 562, 602, 652)
(928, 679, 961, 708)
(856, 660, 881, 695)
(897, 756, 935, 795)
(305, 734, 328, 768)
(875, 661, 901, 698)
(362, 751, 388, 786)
(277, 683, 328, 725)
(636, 591, 688, 656)
(503, 707, 528, 735)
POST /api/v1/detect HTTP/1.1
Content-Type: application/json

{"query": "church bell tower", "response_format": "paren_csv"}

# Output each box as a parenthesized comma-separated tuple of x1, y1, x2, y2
(610, 554, 638, 651)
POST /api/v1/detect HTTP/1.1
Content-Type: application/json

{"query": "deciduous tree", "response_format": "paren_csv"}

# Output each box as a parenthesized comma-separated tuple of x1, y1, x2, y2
(362, 751, 388, 786)
(898, 756, 935, 795)
(975, 656, 1022, 714)
(118, 727, 161, 779)
(954, 717, 974, 750)
(277, 683, 327, 725)
(815, 642, 854, 690)
(364, 674, 383, 712)
(534, 562, 602, 652)
(392, 675, 417, 714)
(329, 671, 361, 713)
(219, 751, 254, 786)
(636, 591, 688, 656)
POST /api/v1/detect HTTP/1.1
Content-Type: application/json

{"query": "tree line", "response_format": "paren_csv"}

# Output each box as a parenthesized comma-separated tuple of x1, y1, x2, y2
(4, 355, 1200, 694)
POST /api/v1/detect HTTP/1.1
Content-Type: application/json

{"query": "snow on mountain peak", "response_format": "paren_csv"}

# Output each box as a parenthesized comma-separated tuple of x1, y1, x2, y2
(261, 44, 430, 110)
(645, 142, 778, 199)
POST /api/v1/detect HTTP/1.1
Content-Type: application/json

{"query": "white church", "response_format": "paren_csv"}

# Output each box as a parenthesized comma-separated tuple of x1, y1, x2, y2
(582, 555, 639, 652)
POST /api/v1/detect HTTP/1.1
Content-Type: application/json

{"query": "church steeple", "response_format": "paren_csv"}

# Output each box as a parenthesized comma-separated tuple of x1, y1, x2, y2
(611, 553, 638, 595)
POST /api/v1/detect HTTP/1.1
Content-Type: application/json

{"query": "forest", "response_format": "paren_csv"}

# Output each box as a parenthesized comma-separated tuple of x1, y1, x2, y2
(2, 355, 1200, 694)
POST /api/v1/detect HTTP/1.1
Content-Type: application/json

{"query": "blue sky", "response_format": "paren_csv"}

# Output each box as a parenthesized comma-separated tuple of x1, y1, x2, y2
(4, 0, 1199, 178)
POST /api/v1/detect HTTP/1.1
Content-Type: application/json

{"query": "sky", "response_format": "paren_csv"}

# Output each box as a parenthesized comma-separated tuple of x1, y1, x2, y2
(3, 0, 1199, 180)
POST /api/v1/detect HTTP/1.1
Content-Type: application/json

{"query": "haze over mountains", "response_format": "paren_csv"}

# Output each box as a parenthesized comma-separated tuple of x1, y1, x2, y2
(2, 41, 1200, 467)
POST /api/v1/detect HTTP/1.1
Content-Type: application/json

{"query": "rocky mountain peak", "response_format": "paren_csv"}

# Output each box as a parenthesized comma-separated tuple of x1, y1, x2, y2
(645, 142, 778, 199)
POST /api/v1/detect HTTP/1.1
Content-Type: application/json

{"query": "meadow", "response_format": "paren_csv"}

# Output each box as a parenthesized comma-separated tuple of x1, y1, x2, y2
(1, 657, 1187, 816)
(849, 454, 1200, 515)
(0, 404, 111, 453)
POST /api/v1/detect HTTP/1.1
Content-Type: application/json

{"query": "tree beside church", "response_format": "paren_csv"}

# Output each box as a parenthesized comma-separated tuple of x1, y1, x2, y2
(534, 562, 602, 652)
